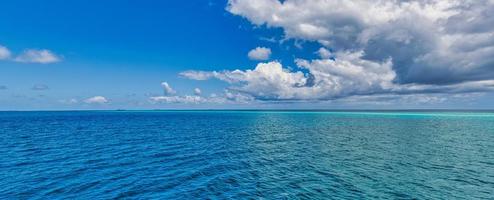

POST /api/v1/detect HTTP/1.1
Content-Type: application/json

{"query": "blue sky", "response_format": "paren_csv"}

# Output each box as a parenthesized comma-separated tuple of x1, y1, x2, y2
(1, 0, 494, 110)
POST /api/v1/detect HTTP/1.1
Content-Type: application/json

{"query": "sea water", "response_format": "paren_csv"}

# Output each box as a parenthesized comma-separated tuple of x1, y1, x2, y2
(1, 111, 493, 199)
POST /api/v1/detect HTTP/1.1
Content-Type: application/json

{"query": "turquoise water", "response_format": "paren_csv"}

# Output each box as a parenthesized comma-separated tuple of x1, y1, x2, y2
(1, 111, 493, 199)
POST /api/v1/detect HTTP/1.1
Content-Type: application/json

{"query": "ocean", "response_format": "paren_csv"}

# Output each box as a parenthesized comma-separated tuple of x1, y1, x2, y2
(1, 111, 493, 199)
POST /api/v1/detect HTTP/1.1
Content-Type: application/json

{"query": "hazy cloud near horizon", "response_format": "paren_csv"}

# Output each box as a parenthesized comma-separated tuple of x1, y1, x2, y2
(31, 84, 49, 91)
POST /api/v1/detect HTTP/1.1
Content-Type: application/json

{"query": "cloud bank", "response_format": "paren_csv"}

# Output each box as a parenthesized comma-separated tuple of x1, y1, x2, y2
(227, 0, 494, 84)
(178, 0, 494, 102)
(150, 83, 253, 104)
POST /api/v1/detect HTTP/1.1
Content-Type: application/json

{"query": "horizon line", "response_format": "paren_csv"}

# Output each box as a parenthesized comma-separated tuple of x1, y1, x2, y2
(2, 109, 494, 112)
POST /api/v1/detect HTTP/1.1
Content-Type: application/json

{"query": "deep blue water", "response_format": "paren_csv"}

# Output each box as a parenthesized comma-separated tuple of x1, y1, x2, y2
(1, 111, 494, 199)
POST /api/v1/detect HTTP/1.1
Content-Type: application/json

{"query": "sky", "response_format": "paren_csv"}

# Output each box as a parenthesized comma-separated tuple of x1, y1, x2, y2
(1, 0, 494, 110)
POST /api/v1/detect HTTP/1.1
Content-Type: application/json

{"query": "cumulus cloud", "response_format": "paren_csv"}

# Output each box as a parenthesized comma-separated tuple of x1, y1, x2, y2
(227, 0, 494, 86)
(247, 47, 272, 60)
(181, 53, 494, 101)
(161, 82, 176, 96)
(84, 96, 109, 104)
(31, 84, 49, 91)
(181, 54, 395, 100)
(174, 0, 494, 103)
(317, 47, 332, 59)
(0, 45, 11, 60)
(0, 85, 7, 90)
(15, 49, 61, 64)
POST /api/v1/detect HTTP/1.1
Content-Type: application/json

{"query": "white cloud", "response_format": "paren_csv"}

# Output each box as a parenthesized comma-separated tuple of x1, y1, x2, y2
(194, 88, 202, 95)
(148, 1, 494, 105)
(84, 96, 109, 104)
(247, 47, 272, 60)
(182, 52, 398, 100)
(156, 0, 494, 103)
(0, 45, 11, 60)
(150, 95, 204, 104)
(223, 90, 255, 103)
(180, 70, 218, 80)
(295, 51, 396, 98)
(150, 90, 254, 104)
(15, 49, 61, 64)
(220, 61, 307, 99)
(317, 47, 331, 59)
(227, 0, 494, 85)
(161, 82, 176, 95)
(181, 51, 494, 101)
(228, 0, 459, 42)
(183, 61, 306, 84)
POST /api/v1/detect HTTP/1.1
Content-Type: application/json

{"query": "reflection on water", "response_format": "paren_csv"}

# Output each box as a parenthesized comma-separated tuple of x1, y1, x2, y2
(1, 111, 493, 199)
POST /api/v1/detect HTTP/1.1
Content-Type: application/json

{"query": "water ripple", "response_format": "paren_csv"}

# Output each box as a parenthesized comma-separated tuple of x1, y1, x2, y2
(1, 111, 493, 199)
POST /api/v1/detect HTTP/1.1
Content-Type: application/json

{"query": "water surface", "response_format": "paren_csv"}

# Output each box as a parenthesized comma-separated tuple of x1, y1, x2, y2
(1, 111, 493, 199)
